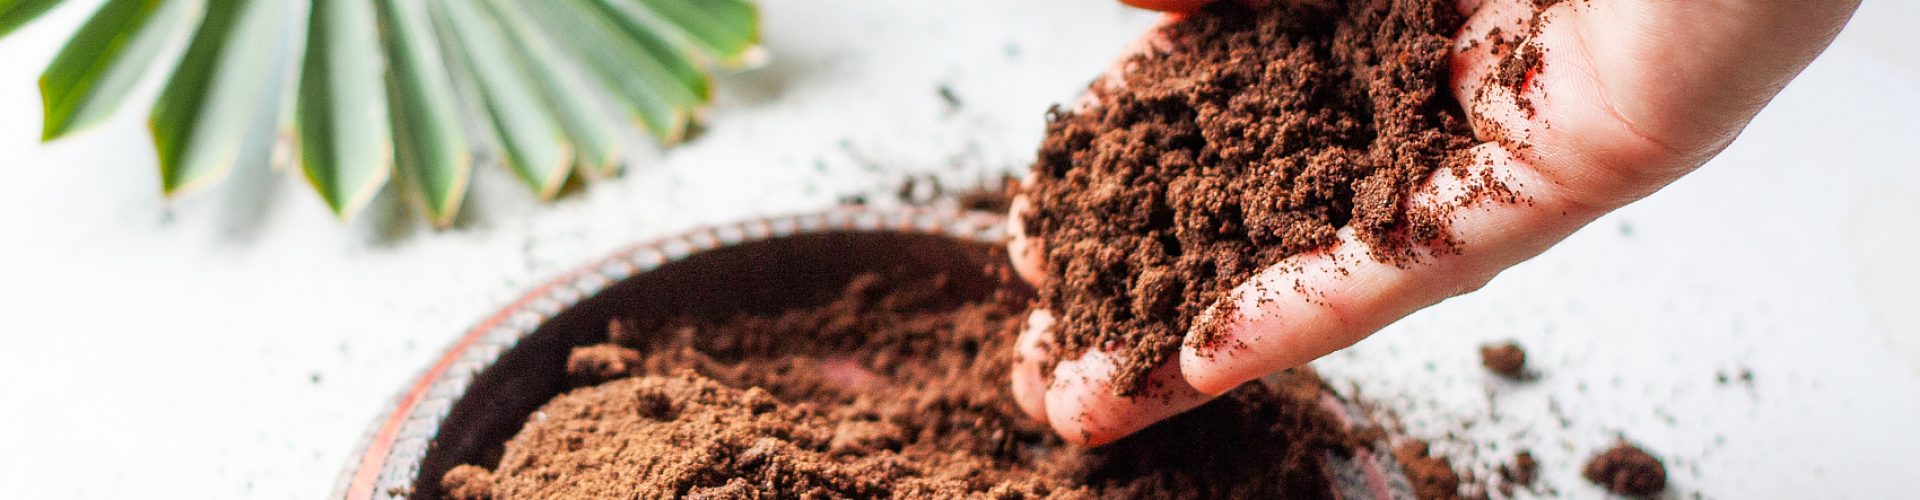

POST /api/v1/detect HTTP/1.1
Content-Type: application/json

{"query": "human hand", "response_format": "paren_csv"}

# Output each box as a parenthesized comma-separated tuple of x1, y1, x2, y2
(1009, 0, 1861, 445)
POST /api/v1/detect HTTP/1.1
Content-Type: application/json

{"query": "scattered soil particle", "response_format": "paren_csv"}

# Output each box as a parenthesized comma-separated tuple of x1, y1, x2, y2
(442, 271, 1355, 499)
(1479, 341, 1527, 379)
(954, 175, 1019, 213)
(896, 175, 944, 205)
(1394, 440, 1463, 500)
(1491, 41, 1545, 116)
(1583, 442, 1667, 496)
(1025, 0, 1480, 395)
(893, 174, 1016, 213)
(1497, 450, 1538, 495)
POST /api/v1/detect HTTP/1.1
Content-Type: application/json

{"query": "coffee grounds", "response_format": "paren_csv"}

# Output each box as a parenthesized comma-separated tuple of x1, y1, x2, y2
(1024, 0, 1477, 394)
(442, 271, 1352, 499)
(1497, 450, 1537, 495)
(1582, 443, 1666, 496)
(1479, 342, 1527, 379)
(1392, 440, 1462, 500)
(954, 175, 1019, 213)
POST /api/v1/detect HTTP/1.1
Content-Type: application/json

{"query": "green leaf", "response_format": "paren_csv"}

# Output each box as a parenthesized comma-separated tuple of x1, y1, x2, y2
(479, 0, 624, 176)
(514, 0, 701, 142)
(431, 0, 571, 199)
(295, 0, 391, 219)
(630, 0, 758, 66)
(0, 0, 63, 38)
(373, 0, 469, 227)
(150, 0, 292, 197)
(39, 0, 200, 141)
(588, 0, 709, 101)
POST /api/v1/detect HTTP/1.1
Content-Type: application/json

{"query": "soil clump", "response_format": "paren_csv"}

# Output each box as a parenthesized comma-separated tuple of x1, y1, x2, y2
(1582, 442, 1666, 496)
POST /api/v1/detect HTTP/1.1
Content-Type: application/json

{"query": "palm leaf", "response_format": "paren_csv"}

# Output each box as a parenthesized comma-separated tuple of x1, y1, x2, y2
(629, 0, 760, 67)
(518, 0, 700, 142)
(372, 0, 469, 228)
(295, 0, 391, 219)
(479, 0, 625, 177)
(151, 0, 292, 196)
(431, 0, 572, 199)
(40, 0, 199, 141)
(6, 0, 759, 226)
(590, 0, 710, 102)
(0, 0, 63, 38)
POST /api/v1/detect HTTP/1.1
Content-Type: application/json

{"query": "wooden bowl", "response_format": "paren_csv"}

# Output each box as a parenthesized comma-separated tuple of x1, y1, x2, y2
(333, 206, 1410, 499)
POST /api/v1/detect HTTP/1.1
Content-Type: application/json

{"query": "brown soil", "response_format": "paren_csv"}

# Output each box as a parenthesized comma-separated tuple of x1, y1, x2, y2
(1583, 442, 1666, 496)
(441, 271, 1354, 499)
(1479, 342, 1527, 379)
(1497, 450, 1537, 495)
(1024, 0, 1479, 394)
(1393, 440, 1462, 500)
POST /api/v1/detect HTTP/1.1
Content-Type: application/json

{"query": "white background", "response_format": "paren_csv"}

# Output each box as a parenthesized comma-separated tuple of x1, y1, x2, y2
(1, 1, 1915, 498)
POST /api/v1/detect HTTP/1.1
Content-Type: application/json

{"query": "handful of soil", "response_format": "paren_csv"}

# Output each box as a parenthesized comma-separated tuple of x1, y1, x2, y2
(441, 270, 1354, 498)
(1025, 0, 1477, 393)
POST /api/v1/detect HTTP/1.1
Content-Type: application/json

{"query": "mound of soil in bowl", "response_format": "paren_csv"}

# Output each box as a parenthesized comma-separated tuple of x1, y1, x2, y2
(1024, 0, 1480, 393)
(441, 270, 1355, 498)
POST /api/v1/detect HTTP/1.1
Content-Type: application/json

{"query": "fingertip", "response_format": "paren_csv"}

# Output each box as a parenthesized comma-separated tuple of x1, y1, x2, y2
(1007, 195, 1049, 287)
(1045, 349, 1213, 447)
(1011, 310, 1056, 423)
(1178, 302, 1250, 396)
(1176, 251, 1364, 395)
(1179, 285, 1282, 396)
(1043, 353, 1123, 446)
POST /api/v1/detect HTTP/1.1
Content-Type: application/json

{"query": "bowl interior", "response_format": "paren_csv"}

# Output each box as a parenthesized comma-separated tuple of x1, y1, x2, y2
(412, 230, 1003, 498)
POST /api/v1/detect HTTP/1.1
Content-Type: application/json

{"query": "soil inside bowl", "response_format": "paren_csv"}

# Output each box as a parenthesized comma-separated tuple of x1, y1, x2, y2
(439, 268, 1355, 498)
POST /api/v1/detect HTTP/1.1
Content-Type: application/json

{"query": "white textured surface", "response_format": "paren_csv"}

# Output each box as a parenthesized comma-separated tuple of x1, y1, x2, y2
(0, 1, 1914, 498)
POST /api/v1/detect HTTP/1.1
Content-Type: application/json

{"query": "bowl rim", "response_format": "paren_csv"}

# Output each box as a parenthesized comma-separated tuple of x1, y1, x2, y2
(332, 206, 1008, 500)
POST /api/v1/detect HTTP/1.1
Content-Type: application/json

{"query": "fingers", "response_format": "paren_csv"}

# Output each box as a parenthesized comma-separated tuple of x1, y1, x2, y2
(1182, 143, 1601, 393)
(1012, 309, 1215, 446)
(1007, 194, 1048, 288)
(1011, 309, 1054, 422)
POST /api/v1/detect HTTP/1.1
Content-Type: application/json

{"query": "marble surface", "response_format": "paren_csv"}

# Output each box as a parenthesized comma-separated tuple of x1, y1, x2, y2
(0, 1, 1915, 498)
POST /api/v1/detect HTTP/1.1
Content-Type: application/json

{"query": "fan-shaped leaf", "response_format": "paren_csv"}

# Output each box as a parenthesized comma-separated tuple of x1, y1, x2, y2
(295, 0, 391, 219)
(0, 0, 63, 39)
(150, 0, 292, 197)
(40, 0, 200, 141)
(516, 0, 700, 142)
(373, 0, 469, 227)
(479, 0, 624, 177)
(4, 0, 759, 225)
(588, 0, 709, 101)
(431, 0, 571, 199)
(631, 0, 758, 66)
